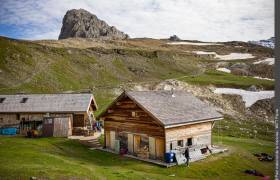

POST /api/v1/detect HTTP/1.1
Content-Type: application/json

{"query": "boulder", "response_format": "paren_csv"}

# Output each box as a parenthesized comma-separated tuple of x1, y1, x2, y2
(248, 98, 275, 122)
(169, 35, 181, 41)
(59, 9, 129, 40)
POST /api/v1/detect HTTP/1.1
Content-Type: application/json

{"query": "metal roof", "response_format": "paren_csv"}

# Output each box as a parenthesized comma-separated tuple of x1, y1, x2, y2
(0, 93, 97, 113)
(117, 91, 222, 126)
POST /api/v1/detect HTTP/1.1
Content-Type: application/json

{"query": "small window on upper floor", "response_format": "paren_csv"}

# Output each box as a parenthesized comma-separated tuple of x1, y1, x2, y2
(20, 98, 28, 103)
(131, 111, 136, 117)
(0, 98, 5, 103)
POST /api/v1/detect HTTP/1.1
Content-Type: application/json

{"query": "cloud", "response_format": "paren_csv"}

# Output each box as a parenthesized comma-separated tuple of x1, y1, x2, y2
(0, 0, 274, 41)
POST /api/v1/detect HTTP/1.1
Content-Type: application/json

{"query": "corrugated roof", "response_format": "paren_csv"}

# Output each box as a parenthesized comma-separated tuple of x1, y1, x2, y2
(0, 93, 96, 113)
(125, 91, 222, 126)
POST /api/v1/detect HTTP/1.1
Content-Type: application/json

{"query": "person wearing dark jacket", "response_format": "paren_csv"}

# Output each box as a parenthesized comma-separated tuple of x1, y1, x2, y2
(184, 147, 190, 166)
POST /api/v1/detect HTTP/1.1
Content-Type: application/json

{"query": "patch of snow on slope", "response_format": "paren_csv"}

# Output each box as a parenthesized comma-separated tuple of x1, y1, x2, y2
(253, 76, 274, 81)
(192, 51, 254, 60)
(193, 51, 216, 55)
(253, 58, 274, 65)
(214, 88, 274, 107)
(215, 53, 255, 60)
(216, 68, 231, 73)
(167, 42, 222, 46)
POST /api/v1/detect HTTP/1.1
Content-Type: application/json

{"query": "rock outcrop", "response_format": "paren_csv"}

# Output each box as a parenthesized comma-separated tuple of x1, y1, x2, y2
(169, 35, 181, 41)
(58, 9, 129, 40)
(248, 98, 275, 122)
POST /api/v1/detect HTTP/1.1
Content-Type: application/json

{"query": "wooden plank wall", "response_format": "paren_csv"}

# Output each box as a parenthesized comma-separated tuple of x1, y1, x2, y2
(165, 122, 212, 152)
(0, 114, 18, 127)
(103, 97, 165, 138)
(53, 117, 72, 137)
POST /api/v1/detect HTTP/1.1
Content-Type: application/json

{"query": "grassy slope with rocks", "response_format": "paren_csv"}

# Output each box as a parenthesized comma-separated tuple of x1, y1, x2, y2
(0, 36, 274, 112)
(0, 36, 276, 178)
(181, 70, 274, 90)
(0, 36, 203, 112)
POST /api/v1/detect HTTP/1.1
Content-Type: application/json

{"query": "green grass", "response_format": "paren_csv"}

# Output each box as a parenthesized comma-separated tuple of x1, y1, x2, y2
(0, 37, 200, 94)
(0, 136, 274, 179)
(213, 115, 275, 141)
(180, 70, 274, 90)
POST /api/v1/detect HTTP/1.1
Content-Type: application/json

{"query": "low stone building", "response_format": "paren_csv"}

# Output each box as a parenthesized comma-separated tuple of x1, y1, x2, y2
(98, 91, 223, 163)
(0, 93, 97, 136)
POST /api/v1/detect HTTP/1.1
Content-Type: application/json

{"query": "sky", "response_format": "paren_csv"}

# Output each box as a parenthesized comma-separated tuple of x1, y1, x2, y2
(0, 0, 274, 42)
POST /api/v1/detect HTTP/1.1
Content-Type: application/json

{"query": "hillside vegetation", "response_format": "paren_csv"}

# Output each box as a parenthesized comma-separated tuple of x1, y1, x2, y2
(0, 36, 276, 179)
(0, 36, 274, 113)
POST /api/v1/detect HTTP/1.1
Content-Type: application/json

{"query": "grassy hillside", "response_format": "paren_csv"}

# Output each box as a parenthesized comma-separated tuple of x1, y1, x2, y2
(0, 37, 275, 179)
(181, 70, 274, 90)
(0, 36, 274, 113)
(0, 136, 274, 180)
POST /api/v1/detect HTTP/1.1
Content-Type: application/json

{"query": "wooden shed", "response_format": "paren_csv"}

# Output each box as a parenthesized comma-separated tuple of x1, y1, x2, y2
(0, 93, 98, 137)
(98, 91, 223, 162)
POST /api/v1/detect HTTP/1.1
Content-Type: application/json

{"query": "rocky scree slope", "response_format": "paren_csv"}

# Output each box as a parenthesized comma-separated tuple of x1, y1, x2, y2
(59, 9, 128, 40)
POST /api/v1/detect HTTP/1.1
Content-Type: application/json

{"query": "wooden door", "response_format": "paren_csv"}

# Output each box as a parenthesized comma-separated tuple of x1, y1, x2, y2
(105, 131, 110, 148)
(110, 131, 115, 150)
(73, 114, 85, 127)
(42, 117, 54, 137)
(127, 133, 134, 153)
(155, 138, 164, 160)
(133, 135, 141, 153)
(149, 137, 156, 159)
(53, 117, 71, 137)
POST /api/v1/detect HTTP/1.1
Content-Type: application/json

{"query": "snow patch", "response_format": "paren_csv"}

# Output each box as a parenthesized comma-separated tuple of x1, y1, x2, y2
(253, 58, 274, 65)
(192, 51, 254, 60)
(215, 53, 255, 60)
(253, 76, 274, 81)
(214, 88, 274, 107)
(216, 68, 231, 73)
(193, 51, 216, 55)
(167, 42, 222, 46)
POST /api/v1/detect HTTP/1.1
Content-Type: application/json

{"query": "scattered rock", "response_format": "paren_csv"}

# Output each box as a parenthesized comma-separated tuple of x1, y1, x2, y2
(248, 98, 275, 122)
(231, 68, 251, 76)
(229, 63, 251, 76)
(59, 9, 129, 40)
(169, 35, 181, 41)
(215, 62, 229, 68)
(249, 63, 274, 79)
(230, 63, 249, 70)
(247, 85, 258, 92)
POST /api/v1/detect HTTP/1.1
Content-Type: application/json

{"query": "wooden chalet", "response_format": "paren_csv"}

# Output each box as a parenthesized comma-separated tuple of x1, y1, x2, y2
(0, 93, 97, 137)
(98, 91, 223, 162)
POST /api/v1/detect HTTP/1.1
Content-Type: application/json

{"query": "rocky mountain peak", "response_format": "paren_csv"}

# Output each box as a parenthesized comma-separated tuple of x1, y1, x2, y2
(58, 9, 129, 40)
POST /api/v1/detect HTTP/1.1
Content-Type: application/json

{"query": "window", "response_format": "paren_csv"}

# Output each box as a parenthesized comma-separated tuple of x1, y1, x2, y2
(170, 143, 173, 150)
(20, 98, 28, 103)
(0, 98, 5, 103)
(16, 114, 20, 120)
(0, 118, 3, 123)
(187, 138, 193, 146)
(177, 140, 184, 147)
(131, 111, 136, 117)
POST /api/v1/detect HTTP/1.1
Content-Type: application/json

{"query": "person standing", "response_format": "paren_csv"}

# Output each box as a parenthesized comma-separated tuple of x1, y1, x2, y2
(185, 147, 190, 167)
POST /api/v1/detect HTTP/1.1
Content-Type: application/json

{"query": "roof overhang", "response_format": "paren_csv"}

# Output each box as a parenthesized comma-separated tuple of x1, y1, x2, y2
(164, 117, 223, 129)
(87, 95, 98, 112)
